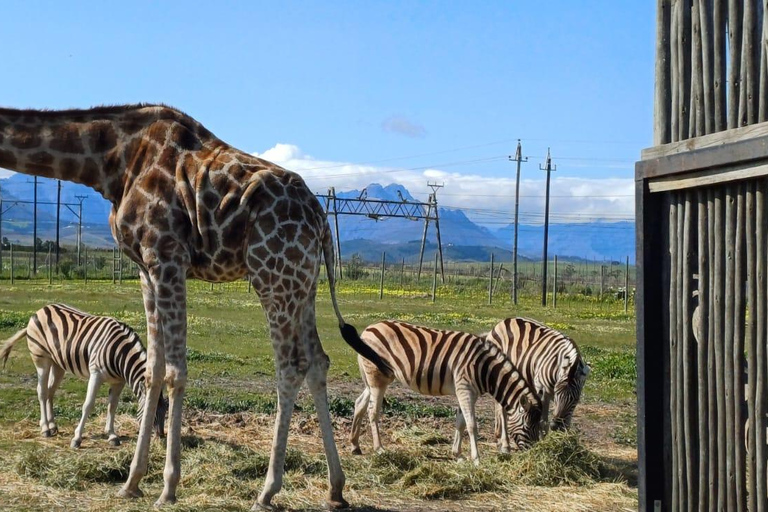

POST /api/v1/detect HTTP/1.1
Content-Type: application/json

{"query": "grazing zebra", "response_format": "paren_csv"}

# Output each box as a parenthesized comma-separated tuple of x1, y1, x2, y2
(349, 320, 542, 463)
(0, 304, 167, 448)
(485, 317, 590, 452)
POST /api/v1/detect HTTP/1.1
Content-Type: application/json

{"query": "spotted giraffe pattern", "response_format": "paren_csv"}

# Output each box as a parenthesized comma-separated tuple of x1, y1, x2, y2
(0, 104, 391, 510)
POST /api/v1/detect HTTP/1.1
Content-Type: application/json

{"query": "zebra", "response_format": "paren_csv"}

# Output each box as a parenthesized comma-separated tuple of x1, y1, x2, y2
(348, 320, 542, 464)
(485, 317, 590, 452)
(0, 304, 167, 448)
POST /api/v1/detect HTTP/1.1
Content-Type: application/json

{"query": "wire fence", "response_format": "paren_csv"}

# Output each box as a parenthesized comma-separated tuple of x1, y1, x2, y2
(0, 244, 635, 312)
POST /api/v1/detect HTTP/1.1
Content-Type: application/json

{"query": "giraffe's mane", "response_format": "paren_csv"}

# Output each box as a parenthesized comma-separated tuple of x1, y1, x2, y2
(0, 103, 188, 117)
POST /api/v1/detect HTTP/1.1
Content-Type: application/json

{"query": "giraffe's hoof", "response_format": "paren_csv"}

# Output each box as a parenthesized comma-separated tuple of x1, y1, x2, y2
(108, 437, 121, 447)
(326, 497, 350, 510)
(49, 426, 58, 436)
(251, 502, 276, 511)
(350, 447, 363, 456)
(117, 486, 144, 499)
(499, 445, 511, 454)
(42, 430, 53, 438)
(70, 438, 82, 449)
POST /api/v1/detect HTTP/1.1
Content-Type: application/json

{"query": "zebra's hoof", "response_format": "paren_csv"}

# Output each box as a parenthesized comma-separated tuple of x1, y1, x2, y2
(251, 502, 275, 511)
(70, 438, 82, 449)
(109, 437, 121, 447)
(499, 446, 511, 454)
(49, 426, 58, 436)
(117, 486, 144, 499)
(42, 430, 53, 438)
(326, 497, 349, 510)
(154, 495, 177, 507)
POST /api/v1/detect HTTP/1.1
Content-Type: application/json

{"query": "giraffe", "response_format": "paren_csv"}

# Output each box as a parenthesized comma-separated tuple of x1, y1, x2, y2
(0, 104, 393, 510)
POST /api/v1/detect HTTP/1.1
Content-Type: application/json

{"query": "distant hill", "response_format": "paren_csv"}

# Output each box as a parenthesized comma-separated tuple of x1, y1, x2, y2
(0, 174, 634, 261)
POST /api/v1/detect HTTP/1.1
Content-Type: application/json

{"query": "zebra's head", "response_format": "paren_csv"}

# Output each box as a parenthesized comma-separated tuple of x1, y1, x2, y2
(509, 393, 543, 450)
(551, 356, 590, 431)
(136, 389, 168, 438)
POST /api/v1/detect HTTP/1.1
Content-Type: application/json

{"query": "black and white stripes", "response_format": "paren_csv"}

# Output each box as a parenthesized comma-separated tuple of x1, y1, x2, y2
(486, 317, 589, 451)
(349, 320, 542, 463)
(0, 303, 167, 448)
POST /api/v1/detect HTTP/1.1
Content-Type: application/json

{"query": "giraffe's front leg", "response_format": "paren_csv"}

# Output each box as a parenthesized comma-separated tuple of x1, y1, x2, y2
(119, 268, 165, 501)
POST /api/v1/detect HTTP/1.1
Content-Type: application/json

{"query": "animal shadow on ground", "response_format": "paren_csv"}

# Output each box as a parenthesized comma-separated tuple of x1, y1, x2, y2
(600, 455, 638, 487)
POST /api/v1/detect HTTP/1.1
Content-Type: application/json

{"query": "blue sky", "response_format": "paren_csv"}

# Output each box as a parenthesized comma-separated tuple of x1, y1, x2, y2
(0, 1, 654, 225)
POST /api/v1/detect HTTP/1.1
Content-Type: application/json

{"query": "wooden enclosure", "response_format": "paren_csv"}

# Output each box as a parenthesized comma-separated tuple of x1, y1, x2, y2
(638, 1, 768, 511)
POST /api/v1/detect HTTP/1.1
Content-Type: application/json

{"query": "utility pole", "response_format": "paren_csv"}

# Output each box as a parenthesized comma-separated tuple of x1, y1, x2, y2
(55, 180, 61, 268)
(509, 140, 527, 304)
(75, 195, 87, 265)
(539, 148, 556, 306)
(427, 182, 445, 283)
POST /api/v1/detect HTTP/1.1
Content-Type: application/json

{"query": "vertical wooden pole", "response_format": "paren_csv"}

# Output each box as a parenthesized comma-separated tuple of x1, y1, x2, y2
(671, 0, 680, 141)
(713, 0, 727, 131)
(698, 0, 715, 134)
(691, 0, 704, 138)
(734, 183, 747, 512)
(488, 253, 494, 306)
(379, 252, 385, 300)
(678, 0, 693, 140)
(625, 256, 630, 313)
(747, 180, 758, 512)
(553, 255, 558, 309)
(697, 189, 710, 510)
(670, 194, 680, 509)
(47, 243, 52, 285)
(724, 185, 736, 512)
(431, 252, 438, 303)
(682, 192, 697, 510)
(706, 188, 718, 512)
(600, 265, 605, 299)
(729, 0, 744, 128)
(760, 0, 768, 122)
(84, 246, 88, 284)
(9, 243, 13, 285)
(656, 0, 673, 145)
(741, 0, 760, 125)
(714, 188, 726, 512)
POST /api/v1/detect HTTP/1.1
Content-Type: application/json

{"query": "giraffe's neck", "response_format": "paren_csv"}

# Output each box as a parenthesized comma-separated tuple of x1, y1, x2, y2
(0, 104, 206, 203)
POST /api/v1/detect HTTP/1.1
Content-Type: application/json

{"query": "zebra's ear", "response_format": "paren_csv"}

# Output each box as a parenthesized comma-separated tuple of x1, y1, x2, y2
(519, 393, 532, 412)
(581, 363, 591, 377)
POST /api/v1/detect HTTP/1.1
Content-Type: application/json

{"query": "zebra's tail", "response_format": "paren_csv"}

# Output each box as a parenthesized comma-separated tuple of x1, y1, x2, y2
(322, 223, 393, 377)
(0, 329, 27, 369)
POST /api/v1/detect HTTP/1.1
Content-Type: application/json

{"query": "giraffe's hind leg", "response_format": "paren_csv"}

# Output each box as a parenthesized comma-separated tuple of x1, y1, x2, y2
(254, 302, 307, 511)
(304, 322, 348, 509)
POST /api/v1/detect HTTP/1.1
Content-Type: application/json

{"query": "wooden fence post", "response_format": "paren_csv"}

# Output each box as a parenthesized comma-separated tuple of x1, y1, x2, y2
(10, 244, 13, 285)
(431, 252, 438, 303)
(553, 255, 558, 308)
(625, 256, 630, 313)
(488, 253, 494, 305)
(48, 243, 52, 285)
(379, 252, 386, 300)
(84, 246, 88, 284)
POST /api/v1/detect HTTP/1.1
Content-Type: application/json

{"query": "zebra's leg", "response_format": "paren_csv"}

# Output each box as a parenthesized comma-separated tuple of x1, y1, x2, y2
(495, 402, 511, 454)
(541, 393, 552, 434)
(304, 332, 348, 509)
(455, 384, 480, 465)
(33, 358, 53, 437)
(105, 382, 125, 446)
(349, 386, 371, 455)
(254, 302, 308, 511)
(367, 384, 387, 453)
(452, 407, 466, 460)
(119, 268, 166, 500)
(46, 365, 65, 436)
(71, 372, 103, 448)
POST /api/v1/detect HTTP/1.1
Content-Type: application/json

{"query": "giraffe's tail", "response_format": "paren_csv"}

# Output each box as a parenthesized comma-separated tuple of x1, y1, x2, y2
(0, 329, 27, 369)
(322, 224, 393, 377)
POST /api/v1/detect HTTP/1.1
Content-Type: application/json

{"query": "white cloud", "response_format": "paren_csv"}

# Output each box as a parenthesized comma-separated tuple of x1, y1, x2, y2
(252, 144, 635, 226)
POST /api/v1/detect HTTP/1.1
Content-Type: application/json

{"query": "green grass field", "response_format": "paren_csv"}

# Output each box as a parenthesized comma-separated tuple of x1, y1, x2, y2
(0, 280, 637, 511)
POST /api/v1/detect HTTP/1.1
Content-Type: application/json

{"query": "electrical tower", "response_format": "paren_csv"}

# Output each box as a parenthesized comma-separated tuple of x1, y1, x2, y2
(539, 149, 556, 306)
(509, 140, 528, 304)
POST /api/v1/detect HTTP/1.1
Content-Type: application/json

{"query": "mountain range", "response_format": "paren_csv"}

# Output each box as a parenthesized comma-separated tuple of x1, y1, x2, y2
(0, 174, 634, 262)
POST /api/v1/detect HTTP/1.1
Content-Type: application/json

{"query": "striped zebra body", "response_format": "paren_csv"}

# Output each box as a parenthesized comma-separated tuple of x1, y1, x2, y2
(349, 320, 542, 463)
(0, 304, 167, 448)
(486, 317, 589, 451)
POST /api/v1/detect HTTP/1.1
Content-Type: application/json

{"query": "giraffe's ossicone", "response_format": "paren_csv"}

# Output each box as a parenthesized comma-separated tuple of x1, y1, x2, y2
(0, 104, 392, 510)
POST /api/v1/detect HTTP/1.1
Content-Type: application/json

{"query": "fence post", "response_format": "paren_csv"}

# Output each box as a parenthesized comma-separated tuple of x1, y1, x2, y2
(10, 243, 13, 285)
(400, 258, 405, 291)
(379, 252, 386, 300)
(625, 255, 630, 313)
(48, 243, 52, 285)
(431, 252, 438, 303)
(553, 255, 558, 308)
(488, 253, 495, 305)
(84, 246, 88, 284)
(600, 265, 605, 299)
